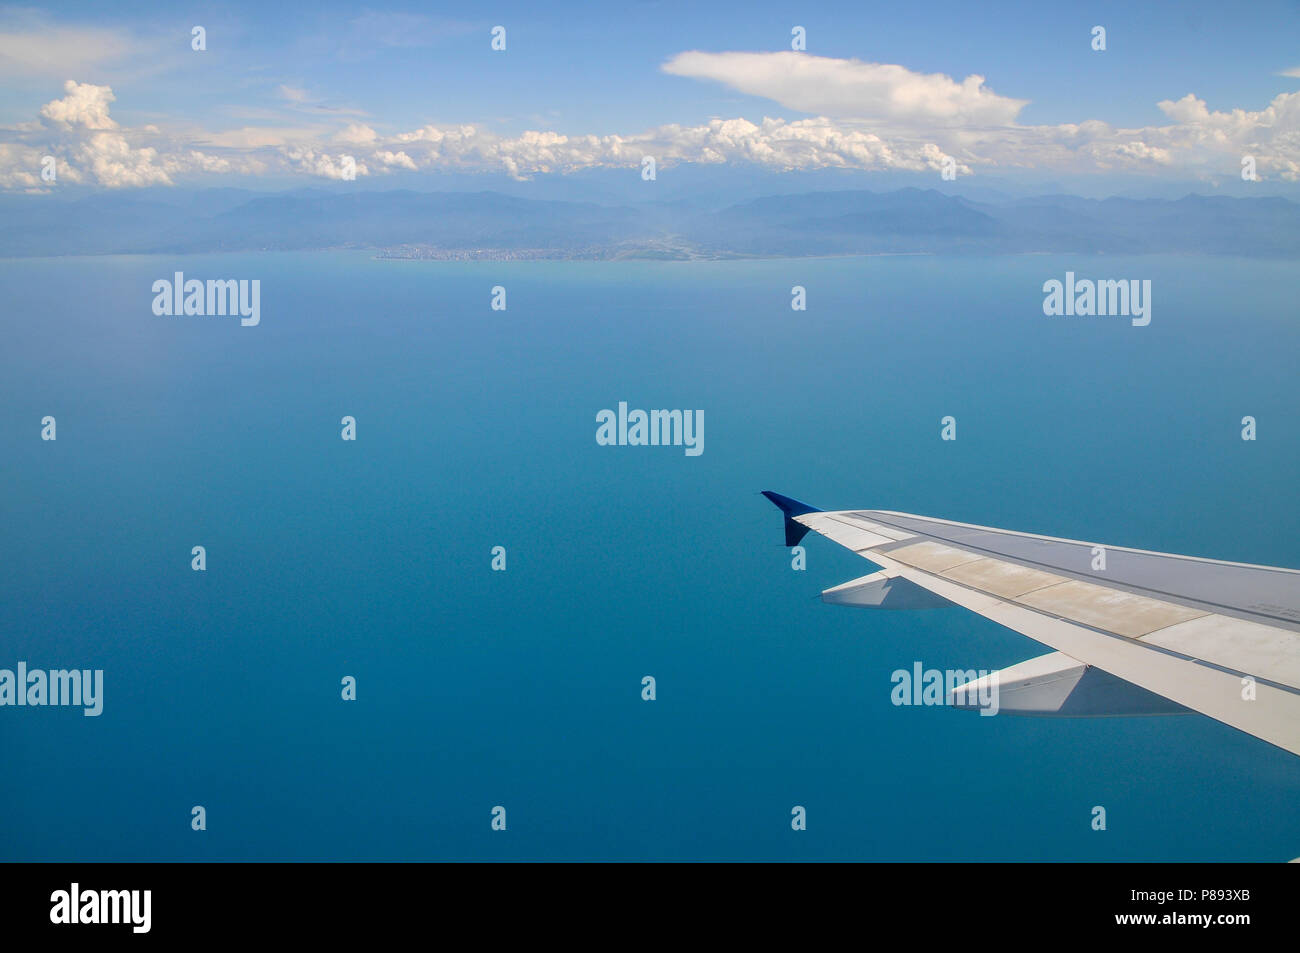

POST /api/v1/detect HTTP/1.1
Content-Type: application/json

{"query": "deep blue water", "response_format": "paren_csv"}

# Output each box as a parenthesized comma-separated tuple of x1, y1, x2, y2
(2, 251, 1298, 860)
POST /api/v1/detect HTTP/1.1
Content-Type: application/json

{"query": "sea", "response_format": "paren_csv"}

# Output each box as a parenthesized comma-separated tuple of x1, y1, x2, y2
(2, 251, 1297, 860)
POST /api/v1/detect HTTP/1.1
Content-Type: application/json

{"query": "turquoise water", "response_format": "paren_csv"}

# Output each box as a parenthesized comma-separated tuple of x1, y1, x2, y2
(2, 252, 1298, 860)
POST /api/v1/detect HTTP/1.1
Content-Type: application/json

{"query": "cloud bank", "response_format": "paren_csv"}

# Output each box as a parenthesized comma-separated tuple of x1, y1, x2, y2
(3, 51, 1300, 190)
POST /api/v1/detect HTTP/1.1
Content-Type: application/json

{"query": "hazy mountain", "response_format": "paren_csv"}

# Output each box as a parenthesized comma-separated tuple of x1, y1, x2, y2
(3, 187, 1298, 258)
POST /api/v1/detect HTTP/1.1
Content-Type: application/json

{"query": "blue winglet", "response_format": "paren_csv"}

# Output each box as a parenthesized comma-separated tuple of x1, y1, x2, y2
(761, 491, 822, 547)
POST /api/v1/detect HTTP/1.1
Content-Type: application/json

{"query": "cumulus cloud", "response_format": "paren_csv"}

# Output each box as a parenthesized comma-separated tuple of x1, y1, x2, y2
(662, 51, 1029, 126)
(374, 149, 417, 170)
(1144, 91, 1300, 180)
(334, 123, 379, 145)
(39, 79, 118, 129)
(655, 51, 1300, 181)
(376, 117, 955, 178)
(283, 147, 367, 180)
(5, 57, 1300, 190)
(0, 81, 255, 189)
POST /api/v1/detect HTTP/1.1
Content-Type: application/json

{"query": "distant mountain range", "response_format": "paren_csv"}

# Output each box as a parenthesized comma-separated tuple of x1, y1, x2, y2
(4, 187, 1299, 258)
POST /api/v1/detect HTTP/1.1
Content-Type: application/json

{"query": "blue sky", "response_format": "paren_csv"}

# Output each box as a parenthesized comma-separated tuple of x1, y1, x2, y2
(2, 1, 1299, 191)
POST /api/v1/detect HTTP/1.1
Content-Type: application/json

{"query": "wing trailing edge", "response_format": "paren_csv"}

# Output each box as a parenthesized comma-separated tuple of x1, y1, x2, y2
(761, 492, 1300, 754)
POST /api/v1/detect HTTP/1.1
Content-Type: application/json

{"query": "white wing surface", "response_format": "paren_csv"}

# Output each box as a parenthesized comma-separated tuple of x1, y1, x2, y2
(763, 492, 1300, 756)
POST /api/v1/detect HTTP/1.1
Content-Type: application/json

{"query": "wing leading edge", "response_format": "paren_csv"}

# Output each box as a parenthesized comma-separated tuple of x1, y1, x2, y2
(765, 493, 1300, 757)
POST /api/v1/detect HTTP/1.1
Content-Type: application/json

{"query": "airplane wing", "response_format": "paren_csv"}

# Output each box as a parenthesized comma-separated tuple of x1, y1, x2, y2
(762, 491, 1300, 757)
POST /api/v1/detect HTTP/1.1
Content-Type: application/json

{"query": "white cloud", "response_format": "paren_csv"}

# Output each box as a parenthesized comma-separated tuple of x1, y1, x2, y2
(662, 51, 1028, 126)
(375, 117, 954, 178)
(283, 147, 367, 180)
(0, 19, 140, 78)
(374, 149, 417, 170)
(0, 80, 254, 188)
(39, 80, 118, 129)
(74, 132, 170, 187)
(199, 125, 333, 149)
(334, 123, 379, 145)
(5, 59, 1300, 190)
